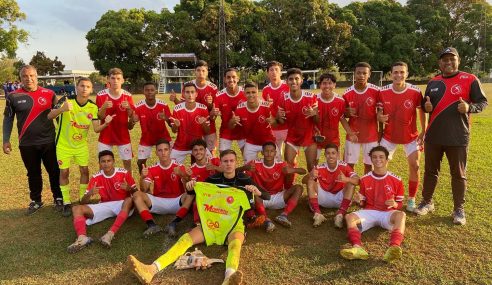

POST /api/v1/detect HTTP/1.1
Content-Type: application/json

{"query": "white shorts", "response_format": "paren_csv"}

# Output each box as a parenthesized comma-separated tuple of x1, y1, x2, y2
(263, 191, 286, 210)
(380, 138, 419, 160)
(318, 187, 344, 208)
(170, 149, 191, 164)
(219, 138, 245, 152)
(353, 209, 395, 233)
(148, 194, 182, 215)
(243, 143, 263, 163)
(285, 142, 312, 153)
(204, 133, 217, 152)
(137, 145, 153, 160)
(98, 142, 133, 160)
(273, 129, 288, 160)
(344, 141, 378, 165)
(86, 200, 133, 225)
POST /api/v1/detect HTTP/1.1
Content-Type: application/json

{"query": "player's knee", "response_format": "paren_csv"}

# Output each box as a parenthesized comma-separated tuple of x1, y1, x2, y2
(132, 191, 145, 202)
(293, 184, 303, 195)
(394, 211, 406, 221)
(345, 213, 357, 223)
(72, 205, 84, 216)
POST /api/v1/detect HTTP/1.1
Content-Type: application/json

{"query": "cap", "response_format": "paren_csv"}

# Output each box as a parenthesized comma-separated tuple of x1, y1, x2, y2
(439, 47, 459, 59)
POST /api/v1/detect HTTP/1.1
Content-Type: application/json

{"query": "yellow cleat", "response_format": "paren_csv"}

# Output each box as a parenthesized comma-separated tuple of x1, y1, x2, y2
(340, 246, 369, 260)
(127, 255, 156, 285)
(383, 246, 402, 262)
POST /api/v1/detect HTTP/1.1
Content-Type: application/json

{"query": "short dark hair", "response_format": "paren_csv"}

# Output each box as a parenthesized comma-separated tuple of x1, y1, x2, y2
(318, 73, 337, 84)
(244, 81, 258, 89)
(224, 67, 238, 77)
(391, 61, 408, 71)
(324, 143, 339, 152)
(190, 138, 207, 149)
(355, 62, 372, 71)
(143, 81, 156, 88)
(108, 67, 124, 76)
(195, 60, 208, 69)
(262, 141, 276, 150)
(155, 139, 171, 148)
(220, 149, 237, 159)
(77, 77, 92, 86)
(368, 145, 389, 159)
(266, 61, 283, 71)
(183, 82, 197, 91)
(98, 150, 114, 160)
(286, 68, 302, 78)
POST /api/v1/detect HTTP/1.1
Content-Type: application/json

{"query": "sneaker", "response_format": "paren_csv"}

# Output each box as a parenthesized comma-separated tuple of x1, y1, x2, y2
(383, 245, 402, 262)
(62, 204, 72, 217)
(274, 214, 292, 228)
(414, 201, 435, 216)
(334, 213, 344, 229)
(264, 220, 276, 233)
(340, 246, 369, 260)
(67, 235, 93, 253)
(27, 201, 44, 215)
(127, 255, 156, 285)
(452, 208, 466, 225)
(406, 199, 416, 213)
(100, 231, 114, 248)
(143, 224, 163, 238)
(54, 198, 64, 212)
(246, 215, 266, 229)
(313, 213, 327, 227)
(164, 221, 177, 237)
(222, 270, 243, 285)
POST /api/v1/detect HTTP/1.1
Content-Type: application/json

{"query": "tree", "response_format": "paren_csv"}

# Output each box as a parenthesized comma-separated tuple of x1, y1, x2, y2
(29, 51, 65, 75)
(0, 0, 28, 57)
(0, 57, 17, 83)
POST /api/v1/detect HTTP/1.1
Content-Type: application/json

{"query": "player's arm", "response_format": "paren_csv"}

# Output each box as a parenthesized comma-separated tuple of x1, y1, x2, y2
(235, 162, 253, 173)
(139, 165, 152, 193)
(199, 116, 211, 134)
(337, 171, 360, 186)
(2, 94, 15, 154)
(282, 165, 307, 175)
(468, 79, 488, 113)
(47, 98, 70, 120)
(92, 114, 115, 133)
(340, 117, 358, 142)
(80, 180, 102, 204)
(228, 111, 241, 129)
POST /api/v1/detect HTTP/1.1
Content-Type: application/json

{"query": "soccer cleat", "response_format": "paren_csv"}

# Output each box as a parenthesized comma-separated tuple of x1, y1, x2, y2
(246, 215, 266, 229)
(62, 204, 72, 217)
(334, 213, 344, 229)
(274, 214, 292, 228)
(67, 235, 93, 253)
(143, 224, 163, 238)
(383, 245, 403, 262)
(127, 255, 156, 285)
(452, 208, 466, 225)
(414, 201, 435, 216)
(164, 221, 177, 238)
(264, 220, 276, 233)
(222, 270, 243, 285)
(406, 199, 416, 213)
(340, 246, 369, 260)
(27, 201, 44, 215)
(54, 198, 64, 212)
(99, 231, 114, 248)
(313, 213, 327, 227)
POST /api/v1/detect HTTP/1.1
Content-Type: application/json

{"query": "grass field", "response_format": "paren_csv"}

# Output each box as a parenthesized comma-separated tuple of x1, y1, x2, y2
(0, 85, 491, 285)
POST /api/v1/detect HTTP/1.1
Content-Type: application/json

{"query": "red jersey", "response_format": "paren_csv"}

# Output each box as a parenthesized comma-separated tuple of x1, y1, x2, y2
(276, 90, 317, 146)
(234, 101, 275, 145)
(144, 161, 185, 198)
(342, 84, 380, 143)
(316, 94, 346, 148)
(87, 168, 136, 202)
(262, 81, 290, 131)
(246, 159, 287, 195)
(190, 157, 221, 182)
(172, 102, 210, 151)
(316, 161, 356, 194)
(379, 83, 423, 144)
(183, 80, 218, 134)
(359, 171, 404, 211)
(134, 99, 172, 146)
(214, 87, 246, 140)
(96, 89, 135, 145)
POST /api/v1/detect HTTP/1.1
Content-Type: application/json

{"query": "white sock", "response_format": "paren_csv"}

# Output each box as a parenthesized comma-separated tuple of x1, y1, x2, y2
(224, 268, 236, 279)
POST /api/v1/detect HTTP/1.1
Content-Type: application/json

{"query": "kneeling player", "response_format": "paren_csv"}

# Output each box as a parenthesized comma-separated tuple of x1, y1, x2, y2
(307, 144, 359, 228)
(67, 150, 136, 253)
(134, 139, 193, 237)
(340, 146, 406, 262)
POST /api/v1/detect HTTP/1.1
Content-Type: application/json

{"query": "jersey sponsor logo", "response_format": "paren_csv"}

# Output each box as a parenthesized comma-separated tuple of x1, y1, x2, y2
(72, 133, 83, 141)
(451, 84, 462, 95)
(404, 99, 414, 109)
(431, 88, 439, 92)
(459, 74, 469, 79)
(365, 97, 375, 106)
(331, 107, 340, 116)
(17, 99, 27, 104)
(71, 121, 90, 129)
(38, 97, 47, 105)
(204, 204, 229, 215)
(206, 219, 220, 230)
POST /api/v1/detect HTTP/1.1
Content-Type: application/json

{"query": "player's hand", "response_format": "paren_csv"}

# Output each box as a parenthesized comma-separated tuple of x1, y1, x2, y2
(276, 106, 286, 120)
(3, 142, 12, 154)
(185, 180, 196, 191)
(353, 192, 362, 205)
(210, 107, 221, 117)
(61, 101, 72, 112)
(424, 96, 433, 112)
(336, 172, 348, 183)
(121, 99, 130, 110)
(304, 103, 318, 118)
(90, 182, 103, 196)
(105, 114, 116, 124)
(245, 185, 261, 196)
(309, 168, 318, 181)
(385, 198, 397, 209)
(169, 89, 178, 103)
(266, 95, 274, 107)
(377, 112, 389, 124)
(170, 117, 180, 127)
(103, 100, 113, 109)
(185, 166, 193, 177)
(158, 111, 168, 120)
(457, 97, 469, 114)
(141, 164, 149, 177)
(347, 131, 359, 143)
(205, 94, 213, 105)
(266, 114, 276, 125)
(231, 111, 242, 126)
(346, 102, 358, 117)
(120, 181, 129, 191)
(417, 132, 425, 147)
(206, 162, 217, 171)
(198, 116, 210, 126)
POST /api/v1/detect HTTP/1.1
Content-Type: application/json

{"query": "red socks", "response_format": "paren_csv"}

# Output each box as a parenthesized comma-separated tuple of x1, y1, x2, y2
(139, 210, 153, 222)
(110, 211, 128, 234)
(309, 198, 321, 214)
(73, 216, 87, 236)
(255, 202, 267, 216)
(347, 228, 362, 246)
(176, 207, 189, 219)
(409, 180, 418, 198)
(337, 198, 351, 215)
(282, 197, 298, 215)
(390, 230, 404, 246)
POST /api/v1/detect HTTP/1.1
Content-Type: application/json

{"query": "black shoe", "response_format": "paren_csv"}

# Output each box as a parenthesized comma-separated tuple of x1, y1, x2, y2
(27, 201, 44, 215)
(165, 222, 177, 237)
(54, 198, 64, 212)
(62, 204, 72, 217)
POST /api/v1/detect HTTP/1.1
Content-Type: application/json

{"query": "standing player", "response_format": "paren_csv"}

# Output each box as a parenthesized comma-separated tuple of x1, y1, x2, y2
(67, 150, 137, 253)
(378, 62, 426, 212)
(275, 68, 318, 187)
(262, 61, 290, 160)
(96, 68, 135, 172)
(230, 81, 276, 162)
(343, 62, 380, 174)
(212, 68, 246, 153)
(47, 78, 114, 216)
(307, 144, 359, 228)
(134, 139, 194, 237)
(170, 82, 211, 164)
(340, 146, 406, 262)
(130, 82, 172, 174)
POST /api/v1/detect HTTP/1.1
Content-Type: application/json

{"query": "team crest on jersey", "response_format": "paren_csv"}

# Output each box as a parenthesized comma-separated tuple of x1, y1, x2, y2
(272, 172, 280, 180)
(226, 196, 234, 204)
(87, 113, 93, 119)
(38, 97, 47, 105)
(114, 181, 122, 190)
(451, 84, 462, 95)
(404, 99, 414, 109)
(258, 115, 266, 123)
(302, 106, 311, 116)
(384, 185, 393, 196)
(331, 107, 340, 116)
(171, 173, 177, 181)
(156, 113, 163, 120)
(365, 97, 375, 106)
(119, 103, 126, 111)
(194, 116, 205, 124)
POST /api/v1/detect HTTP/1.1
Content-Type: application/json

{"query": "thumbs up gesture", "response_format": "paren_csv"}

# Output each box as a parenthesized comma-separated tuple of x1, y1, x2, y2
(121, 98, 130, 110)
(231, 111, 242, 126)
(457, 97, 469, 114)
(424, 96, 433, 112)
(141, 164, 149, 177)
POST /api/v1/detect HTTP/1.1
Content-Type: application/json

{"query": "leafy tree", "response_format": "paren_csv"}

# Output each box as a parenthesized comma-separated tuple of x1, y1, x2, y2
(29, 51, 65, 75)
(0, 57, 17, 82)
(0, 0, 28, 57)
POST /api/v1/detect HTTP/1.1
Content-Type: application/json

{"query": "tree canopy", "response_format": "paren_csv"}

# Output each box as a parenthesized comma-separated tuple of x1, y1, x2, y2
(29, 51, 65, 76)
(0, 0, 28, 58)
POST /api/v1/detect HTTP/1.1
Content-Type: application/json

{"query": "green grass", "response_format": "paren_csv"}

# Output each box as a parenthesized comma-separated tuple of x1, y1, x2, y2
(0, 85, 491, 285)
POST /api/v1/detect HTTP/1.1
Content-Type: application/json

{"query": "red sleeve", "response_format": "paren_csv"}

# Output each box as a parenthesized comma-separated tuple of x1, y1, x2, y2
(126, 94, 136, 111)
(125, 171, 136, 188)
(96, 94, 103, 108)
(87, 176, 97, 193)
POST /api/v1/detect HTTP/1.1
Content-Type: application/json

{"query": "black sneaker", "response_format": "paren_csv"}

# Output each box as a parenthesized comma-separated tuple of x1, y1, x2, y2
(164, 222, 177, 237)
(27, 201, 44, 215)
(54, 198, 64, 212)
(62, 204, 72, 217)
